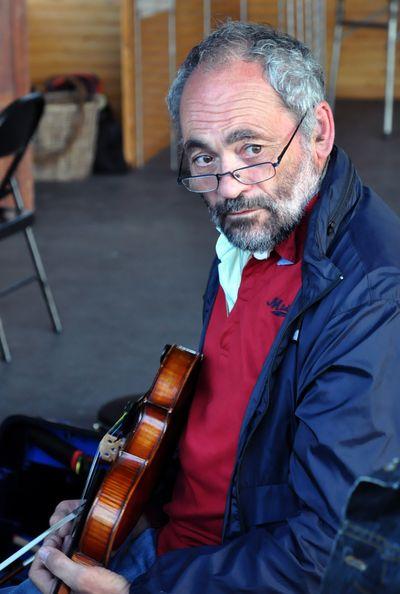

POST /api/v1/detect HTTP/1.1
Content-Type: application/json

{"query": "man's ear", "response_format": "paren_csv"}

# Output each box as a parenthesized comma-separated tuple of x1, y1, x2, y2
(312, 101, 335, 167)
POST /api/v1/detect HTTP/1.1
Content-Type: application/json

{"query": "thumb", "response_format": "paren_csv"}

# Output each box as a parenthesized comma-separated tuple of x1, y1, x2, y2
(38, 547, 130, 594)
(39, 546, 86, 591)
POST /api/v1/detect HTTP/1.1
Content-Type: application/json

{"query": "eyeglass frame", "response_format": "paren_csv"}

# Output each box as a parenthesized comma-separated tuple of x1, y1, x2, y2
(177, 112, 307, 193)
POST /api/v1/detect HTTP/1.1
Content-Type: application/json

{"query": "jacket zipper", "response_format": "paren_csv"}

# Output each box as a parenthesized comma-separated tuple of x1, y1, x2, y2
(224, 160, 355, 536)
(233, 272, 345, 534)
(326, 168, 356, 237)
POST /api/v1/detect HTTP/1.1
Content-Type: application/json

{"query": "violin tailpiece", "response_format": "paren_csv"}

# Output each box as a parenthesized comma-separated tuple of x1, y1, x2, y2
(99, 434, 126, 462)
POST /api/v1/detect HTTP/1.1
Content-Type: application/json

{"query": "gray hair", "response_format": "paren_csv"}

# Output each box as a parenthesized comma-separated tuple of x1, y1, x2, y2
(167, 21, 325, 142)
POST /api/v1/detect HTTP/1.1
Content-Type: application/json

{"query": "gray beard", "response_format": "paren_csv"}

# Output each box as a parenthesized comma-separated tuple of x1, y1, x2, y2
(204, 153, 322, 253)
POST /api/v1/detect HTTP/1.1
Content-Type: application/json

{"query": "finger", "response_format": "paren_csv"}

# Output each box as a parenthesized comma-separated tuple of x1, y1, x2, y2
(29, 539, 61, 594)
(38, 549, 130, 594)
(50, 499, 82, 538)
(42, 533, 63, 550)
(42, 529, 69, 558)
(29, 560, 56, 594)
(56, 516, 76, 540)
(49, 499, 81, 527)
(32, 534, 63, 570)
(38, 547, 88, 593)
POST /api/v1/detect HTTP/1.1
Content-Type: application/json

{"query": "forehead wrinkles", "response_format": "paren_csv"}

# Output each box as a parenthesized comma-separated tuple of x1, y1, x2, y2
(182, 81, 278, 110)
(185, 94, 275, 114)
(179, 63, 290, 142)
(181, 96, 282, 137)
(181, 82, 286, 135)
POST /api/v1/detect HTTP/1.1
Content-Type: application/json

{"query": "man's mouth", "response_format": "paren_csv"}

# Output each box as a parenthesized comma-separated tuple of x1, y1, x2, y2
(227, 208, 262, 216)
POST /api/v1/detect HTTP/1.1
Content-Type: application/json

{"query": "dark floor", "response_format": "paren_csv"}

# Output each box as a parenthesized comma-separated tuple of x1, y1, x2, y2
(1, 100, 399, 429)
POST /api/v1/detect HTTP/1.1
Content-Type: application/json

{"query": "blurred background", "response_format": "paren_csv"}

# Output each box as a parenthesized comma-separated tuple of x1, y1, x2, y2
(0, 0, 399, 429)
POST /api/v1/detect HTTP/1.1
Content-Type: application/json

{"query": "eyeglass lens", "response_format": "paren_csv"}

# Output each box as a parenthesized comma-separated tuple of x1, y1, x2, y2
(182, 161, 276, 192)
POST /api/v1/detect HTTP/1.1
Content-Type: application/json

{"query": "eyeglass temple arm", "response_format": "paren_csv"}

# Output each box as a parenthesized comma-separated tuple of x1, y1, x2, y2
(275, 112, 307, 166)
(177, 152, 185, 183)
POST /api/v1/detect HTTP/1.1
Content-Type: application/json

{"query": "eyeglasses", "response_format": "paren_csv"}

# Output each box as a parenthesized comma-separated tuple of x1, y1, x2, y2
(177, 113, 306, 193)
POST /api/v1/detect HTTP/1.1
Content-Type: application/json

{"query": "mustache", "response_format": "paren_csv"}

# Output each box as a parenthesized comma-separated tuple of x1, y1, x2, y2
(207, 194, 279, 217)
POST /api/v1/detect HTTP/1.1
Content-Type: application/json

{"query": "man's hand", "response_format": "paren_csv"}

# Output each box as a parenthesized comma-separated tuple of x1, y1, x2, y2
(28, 500, 130, 594)
(49, 499, 82, 540)
(29, 533, 130, 594)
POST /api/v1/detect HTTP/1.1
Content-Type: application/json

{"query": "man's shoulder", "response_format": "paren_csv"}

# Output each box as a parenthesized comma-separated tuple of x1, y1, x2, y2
(330, 185, 400, 305)
(348, 186, 400, 270)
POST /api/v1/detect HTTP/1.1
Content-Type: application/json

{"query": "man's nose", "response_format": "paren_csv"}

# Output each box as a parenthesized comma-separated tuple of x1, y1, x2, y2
(217, 171, 247, 200)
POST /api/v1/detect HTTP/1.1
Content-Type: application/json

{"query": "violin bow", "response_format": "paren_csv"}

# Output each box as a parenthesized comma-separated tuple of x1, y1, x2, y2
(0, 404, 134, 578)
(0, 503, 85, 574)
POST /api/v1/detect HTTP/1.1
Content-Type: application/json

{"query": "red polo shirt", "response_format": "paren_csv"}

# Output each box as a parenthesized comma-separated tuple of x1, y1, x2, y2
(157, 201, 316, 555)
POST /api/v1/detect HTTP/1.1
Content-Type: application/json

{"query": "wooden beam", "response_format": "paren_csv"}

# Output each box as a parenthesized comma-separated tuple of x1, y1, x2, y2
(121, 0, 137, 167)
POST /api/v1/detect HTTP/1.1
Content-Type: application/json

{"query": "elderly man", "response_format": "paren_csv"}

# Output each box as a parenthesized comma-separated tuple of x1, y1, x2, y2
(5, 20, 400, 594)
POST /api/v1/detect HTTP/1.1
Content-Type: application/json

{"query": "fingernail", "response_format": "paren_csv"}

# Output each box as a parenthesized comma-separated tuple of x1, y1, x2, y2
(38, 547, 50, 563)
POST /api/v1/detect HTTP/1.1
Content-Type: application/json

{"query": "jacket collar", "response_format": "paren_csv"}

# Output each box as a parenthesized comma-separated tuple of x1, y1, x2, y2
(296, 145, 360, 307)
(308, 145, 360, 256)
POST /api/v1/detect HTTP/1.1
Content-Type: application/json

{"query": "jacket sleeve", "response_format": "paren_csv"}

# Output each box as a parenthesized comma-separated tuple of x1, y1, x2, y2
(130, 299, 400, 594)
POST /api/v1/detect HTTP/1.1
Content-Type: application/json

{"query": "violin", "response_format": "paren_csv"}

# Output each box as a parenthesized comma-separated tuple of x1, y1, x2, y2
(54, 344, 202, 594)
(0, 344, 202, 590)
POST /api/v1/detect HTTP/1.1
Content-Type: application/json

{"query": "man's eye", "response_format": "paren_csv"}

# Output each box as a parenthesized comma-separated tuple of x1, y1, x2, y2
(192, 155, 213, 167)
(244, 145, 263, 156)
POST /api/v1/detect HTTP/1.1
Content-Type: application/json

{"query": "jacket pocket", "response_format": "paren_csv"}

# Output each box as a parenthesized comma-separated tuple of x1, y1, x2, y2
(241, 482, 300, 526)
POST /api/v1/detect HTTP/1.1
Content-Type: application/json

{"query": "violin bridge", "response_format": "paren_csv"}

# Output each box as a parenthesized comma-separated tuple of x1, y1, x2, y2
(99, 434, 126, 462)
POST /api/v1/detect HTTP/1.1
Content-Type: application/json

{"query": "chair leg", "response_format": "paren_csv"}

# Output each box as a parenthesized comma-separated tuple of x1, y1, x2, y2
(0, 316, 11, 362)
(383, 0, 398, 136)
(23, 226, 62, 334)
(9, 177, 62, 334)
(328, 0, 345, 110)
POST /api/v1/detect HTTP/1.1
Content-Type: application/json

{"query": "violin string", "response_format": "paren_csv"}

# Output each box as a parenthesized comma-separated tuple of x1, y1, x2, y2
(74, 408, 132, 530)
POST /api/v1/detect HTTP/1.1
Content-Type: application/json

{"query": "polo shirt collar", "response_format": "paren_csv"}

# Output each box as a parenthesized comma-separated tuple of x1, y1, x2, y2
(215, 195, 319, 312)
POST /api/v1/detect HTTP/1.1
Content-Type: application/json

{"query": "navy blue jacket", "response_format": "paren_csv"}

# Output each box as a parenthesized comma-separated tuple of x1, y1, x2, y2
(132, 146, 400, 593)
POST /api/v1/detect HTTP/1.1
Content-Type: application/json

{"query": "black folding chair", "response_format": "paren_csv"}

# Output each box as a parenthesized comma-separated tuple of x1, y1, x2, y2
(0, 92, 62, 362)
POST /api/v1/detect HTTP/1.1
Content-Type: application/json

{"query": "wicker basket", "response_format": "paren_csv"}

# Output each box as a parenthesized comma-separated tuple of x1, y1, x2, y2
(33, 92, 106, 181)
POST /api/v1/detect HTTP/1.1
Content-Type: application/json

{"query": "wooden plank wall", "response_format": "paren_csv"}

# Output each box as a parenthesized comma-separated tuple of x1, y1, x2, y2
(27, 0, 400, 167)
(141, 12, 170, 163)
(176, 0, 204, 65)
(27, 0, 400, 111)
(0, 0, 33, 209)
(211, 0, 240, 24)
(248, 1, 279, 29)
(121, 0, 136, 166)
(27, 0, 122, 116)
(249, 0, 400, 100)
(326, 0, 400, 99)
(122, 0, 206, 167)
